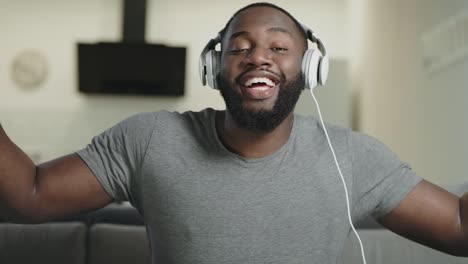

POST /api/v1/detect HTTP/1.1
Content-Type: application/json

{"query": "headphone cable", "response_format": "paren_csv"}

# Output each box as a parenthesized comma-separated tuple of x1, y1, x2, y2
(309, 89, 367, 264)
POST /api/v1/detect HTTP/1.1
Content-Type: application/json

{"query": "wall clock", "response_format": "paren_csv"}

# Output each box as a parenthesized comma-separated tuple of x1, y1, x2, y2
(11, 49, 48, 89)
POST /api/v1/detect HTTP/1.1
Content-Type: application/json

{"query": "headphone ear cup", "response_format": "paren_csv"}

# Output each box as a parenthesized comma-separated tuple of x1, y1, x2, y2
(199, 53, 207, 86)
(318, 55, 329, 86)
(301, 49, 321, 90)
(205, 50, 220, 90)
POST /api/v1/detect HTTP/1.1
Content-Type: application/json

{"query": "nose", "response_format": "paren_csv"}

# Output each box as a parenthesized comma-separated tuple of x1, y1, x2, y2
(244, 47, 273, 67)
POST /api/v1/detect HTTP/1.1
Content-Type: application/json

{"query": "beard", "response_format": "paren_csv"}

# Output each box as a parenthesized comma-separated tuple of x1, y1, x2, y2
(217, 71, 305, 132)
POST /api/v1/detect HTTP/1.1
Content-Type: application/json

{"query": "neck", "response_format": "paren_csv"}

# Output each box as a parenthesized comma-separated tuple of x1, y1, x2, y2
(216, 110, 295, 159)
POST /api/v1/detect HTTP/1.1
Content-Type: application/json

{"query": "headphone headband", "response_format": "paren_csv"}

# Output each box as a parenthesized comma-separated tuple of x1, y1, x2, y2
(301, 24, 327, 57)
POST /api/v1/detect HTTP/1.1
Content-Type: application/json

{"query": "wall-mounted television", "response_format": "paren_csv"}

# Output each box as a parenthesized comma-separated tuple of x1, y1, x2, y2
(77, 42, 186, 96)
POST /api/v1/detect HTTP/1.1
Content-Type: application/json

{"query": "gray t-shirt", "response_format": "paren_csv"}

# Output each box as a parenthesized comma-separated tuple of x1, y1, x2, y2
(77, 108, 421, 264)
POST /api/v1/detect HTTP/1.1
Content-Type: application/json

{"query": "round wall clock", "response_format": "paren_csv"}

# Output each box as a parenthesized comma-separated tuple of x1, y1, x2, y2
(11, 49, 49, 89)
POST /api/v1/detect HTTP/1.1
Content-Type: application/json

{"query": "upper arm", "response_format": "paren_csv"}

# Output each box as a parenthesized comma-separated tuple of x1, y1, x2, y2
(378, 180, 465, 255)
(11, 112, 156, 223)
(30, 153, 112, 222)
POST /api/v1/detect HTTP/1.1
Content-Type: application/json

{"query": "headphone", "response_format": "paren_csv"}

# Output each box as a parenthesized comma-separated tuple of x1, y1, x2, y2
(199, 24, 329, 90)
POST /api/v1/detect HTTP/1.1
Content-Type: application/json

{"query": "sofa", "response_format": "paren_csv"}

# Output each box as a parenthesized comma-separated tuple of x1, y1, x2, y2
(1, 183, 467, 264)
(0, 203, 150, 264)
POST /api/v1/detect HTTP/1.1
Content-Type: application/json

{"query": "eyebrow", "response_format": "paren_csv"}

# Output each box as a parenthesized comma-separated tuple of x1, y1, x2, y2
(267, 26, 293, 36)
(227, 26, 293, 41)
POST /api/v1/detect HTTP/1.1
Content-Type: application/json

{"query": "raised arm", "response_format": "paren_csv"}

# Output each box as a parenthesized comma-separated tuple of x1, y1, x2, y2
(379, 180, 468, 257)
(0, 124, 112, 223)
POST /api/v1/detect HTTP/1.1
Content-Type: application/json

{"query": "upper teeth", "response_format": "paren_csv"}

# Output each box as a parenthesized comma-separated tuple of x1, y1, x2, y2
(244, 77, 275, 87)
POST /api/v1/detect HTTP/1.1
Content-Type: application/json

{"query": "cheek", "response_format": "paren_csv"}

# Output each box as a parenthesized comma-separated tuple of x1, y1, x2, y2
(280, 56, 304, 79)
(220, 56, 240, 79)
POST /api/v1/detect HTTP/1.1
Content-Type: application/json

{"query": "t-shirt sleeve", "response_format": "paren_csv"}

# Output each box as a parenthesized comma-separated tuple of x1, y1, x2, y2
(75, 112, 157, 202)
(349, 131, 423, 220)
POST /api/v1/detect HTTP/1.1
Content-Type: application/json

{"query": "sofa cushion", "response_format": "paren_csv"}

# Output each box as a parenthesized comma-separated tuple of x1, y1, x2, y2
(0, 222, 86, 264)
(88, 223, 150, 264)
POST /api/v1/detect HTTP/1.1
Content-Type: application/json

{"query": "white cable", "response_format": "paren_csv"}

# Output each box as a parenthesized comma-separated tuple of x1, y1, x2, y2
(309, 89, 367, 264)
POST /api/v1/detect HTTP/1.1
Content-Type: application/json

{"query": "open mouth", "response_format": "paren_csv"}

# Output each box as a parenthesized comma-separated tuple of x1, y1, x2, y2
(243, 77, 277, 90)
(240, 76, 279, 99)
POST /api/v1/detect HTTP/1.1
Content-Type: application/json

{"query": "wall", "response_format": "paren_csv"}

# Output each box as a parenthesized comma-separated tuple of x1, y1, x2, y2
(0, 0, 350, 162)
(295, 59, 351, 128)
(354, 0, 468, 185)
(3, 0, 467, 186)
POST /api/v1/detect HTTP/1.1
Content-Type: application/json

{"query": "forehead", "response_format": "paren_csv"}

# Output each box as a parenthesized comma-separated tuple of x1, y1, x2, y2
(225, 6, 304, 41)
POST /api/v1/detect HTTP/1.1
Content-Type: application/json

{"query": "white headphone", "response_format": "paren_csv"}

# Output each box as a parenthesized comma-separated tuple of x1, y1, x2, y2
(199, 24, 329, 90)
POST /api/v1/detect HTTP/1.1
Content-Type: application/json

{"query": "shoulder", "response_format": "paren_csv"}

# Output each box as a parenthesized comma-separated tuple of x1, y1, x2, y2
(294, 113, 353, 147)
(151, 108, 216, 130)
(120, 108, 216, 127)
(348, 130, 401, 164)
(293, 113, 398, 162)
(296, 113, 392, 155)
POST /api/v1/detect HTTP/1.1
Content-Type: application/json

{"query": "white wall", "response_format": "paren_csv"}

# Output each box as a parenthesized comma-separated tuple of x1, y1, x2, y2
(295, 59, 351, 128)
(354, 0, 468, 185)
(0, 0, 349, 161)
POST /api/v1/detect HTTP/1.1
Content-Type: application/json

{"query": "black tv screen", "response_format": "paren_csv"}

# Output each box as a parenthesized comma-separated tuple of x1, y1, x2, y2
(78, 42, 186, 96)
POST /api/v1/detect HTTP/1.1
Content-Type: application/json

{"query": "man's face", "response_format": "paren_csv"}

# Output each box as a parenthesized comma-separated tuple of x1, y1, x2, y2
(217, 6, 307, 132)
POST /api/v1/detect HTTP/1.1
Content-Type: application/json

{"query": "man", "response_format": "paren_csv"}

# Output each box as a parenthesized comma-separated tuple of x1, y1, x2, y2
(0, 2, 467, 263)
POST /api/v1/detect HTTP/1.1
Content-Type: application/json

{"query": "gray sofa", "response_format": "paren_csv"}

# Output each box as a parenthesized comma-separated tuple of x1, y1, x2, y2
(0, 203, 151, 264)
(1, 183, 467, 264)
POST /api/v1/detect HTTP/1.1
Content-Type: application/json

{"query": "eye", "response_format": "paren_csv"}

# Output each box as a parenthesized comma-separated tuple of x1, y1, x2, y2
(228, 48, 250, 54)
(272, 47, 288, 52)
